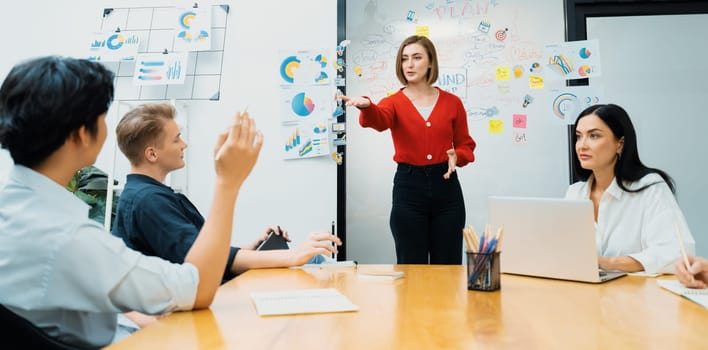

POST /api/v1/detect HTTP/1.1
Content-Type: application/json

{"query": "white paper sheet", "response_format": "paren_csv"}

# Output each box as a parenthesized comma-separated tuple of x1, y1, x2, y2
(250, 288, 358, 316)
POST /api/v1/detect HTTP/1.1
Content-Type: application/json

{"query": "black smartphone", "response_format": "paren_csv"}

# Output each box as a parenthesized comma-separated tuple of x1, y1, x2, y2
(256, 232, 290, 251)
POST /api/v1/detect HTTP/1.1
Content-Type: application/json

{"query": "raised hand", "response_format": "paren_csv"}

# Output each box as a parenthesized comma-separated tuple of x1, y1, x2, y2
(213, 111, 263, 189)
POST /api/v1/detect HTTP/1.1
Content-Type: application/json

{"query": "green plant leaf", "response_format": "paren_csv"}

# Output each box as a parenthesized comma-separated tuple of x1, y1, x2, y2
(74, 190, 98, 205)
(66, 174, 79, 193)
(68, 165, 120, 229)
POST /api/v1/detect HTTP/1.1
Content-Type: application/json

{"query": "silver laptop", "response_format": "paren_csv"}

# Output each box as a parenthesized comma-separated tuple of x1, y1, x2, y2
(488, 196, 626, 283)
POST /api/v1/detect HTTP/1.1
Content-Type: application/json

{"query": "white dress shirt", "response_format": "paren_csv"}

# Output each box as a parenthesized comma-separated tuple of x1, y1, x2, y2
(0, 165, 199, 348)
(565, 173, 695, 274)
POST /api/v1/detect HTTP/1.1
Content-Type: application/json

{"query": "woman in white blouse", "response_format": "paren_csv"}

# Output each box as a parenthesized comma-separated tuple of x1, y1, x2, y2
(565, 104, 694, 274)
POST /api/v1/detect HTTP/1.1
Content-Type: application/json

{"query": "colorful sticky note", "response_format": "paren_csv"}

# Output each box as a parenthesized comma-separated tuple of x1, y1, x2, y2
(488, 119, 503, 134)
(416, 26, 430, 38)
(512, 114, 527, 128)
(529, 76, 544, 89)
(496, 67, 511, 81)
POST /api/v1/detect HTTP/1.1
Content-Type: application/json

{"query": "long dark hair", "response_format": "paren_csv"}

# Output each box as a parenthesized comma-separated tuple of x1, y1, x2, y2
(571, 104, 675, 193)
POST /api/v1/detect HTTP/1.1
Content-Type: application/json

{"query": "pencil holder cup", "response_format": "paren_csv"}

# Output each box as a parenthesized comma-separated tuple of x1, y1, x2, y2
(467, 251, 500, 291)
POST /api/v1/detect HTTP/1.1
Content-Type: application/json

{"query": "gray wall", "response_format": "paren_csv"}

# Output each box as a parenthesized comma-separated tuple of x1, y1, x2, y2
(587, 14, 708, 256)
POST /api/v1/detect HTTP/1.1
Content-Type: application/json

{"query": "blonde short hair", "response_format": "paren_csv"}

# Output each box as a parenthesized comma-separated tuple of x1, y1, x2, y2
(395, 35, 439, 86)
(116, 103, 175, 166)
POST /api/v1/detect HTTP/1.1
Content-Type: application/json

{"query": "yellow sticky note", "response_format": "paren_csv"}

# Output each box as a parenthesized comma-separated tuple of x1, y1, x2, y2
(529, 76, 544, 89)
(496, 67, 511, 81)
(416, 26, 430, 37)
(488, 119, 503, 134)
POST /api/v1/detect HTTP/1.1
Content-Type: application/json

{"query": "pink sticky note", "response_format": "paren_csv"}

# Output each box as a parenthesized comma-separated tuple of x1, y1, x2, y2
(513, 114, 527, 128)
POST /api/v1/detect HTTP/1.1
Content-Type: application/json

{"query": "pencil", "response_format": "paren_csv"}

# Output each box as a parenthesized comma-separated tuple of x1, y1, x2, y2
(469, 225, 480, 252)
(495, 226, 504, 253)
(674, 223, 694, 283)
(462, 226, 474, 252)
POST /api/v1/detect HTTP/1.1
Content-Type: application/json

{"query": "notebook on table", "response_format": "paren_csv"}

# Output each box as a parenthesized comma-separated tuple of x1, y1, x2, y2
(657, 279, 708, 308)
(250, 288, 359, 316)
(488, 196, 626, 283)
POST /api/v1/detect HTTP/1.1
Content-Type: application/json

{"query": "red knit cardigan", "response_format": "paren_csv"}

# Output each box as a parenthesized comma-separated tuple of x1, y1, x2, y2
(359, 87, 476, 167)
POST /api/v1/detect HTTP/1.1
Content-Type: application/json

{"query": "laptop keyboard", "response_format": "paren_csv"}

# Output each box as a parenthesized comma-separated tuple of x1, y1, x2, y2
(599, 270, 625, 281)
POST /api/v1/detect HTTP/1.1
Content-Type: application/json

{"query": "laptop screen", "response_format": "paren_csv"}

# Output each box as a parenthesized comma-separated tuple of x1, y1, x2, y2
(487, 196, 619, 283)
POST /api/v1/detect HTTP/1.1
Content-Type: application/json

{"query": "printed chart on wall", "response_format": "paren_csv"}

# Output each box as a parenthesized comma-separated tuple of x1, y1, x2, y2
(279, 50, 336, 160)
(549, 85, 603, 124)
(90, 4, 230, 101)
(545, 39, 604, 124)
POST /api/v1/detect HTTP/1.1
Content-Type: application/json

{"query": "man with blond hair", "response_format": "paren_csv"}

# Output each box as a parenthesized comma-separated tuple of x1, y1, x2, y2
(113, 103, 339, 283)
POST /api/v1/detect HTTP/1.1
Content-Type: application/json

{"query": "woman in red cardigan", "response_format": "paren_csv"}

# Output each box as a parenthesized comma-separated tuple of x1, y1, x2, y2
(342, 35, 476, 264)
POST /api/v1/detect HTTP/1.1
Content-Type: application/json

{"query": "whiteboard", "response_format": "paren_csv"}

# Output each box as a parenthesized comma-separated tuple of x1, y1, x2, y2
(345, 0, 567, 263)
(587, 14, 708, 256)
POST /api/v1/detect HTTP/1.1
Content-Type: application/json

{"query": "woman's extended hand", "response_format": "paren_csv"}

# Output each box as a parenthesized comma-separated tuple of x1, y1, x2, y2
(340, 95, 371, 109)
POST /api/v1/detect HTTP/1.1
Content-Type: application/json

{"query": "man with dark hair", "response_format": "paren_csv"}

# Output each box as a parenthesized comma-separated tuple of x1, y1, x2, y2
(113, 103, 341, 283)
(0, 56, 265, 348)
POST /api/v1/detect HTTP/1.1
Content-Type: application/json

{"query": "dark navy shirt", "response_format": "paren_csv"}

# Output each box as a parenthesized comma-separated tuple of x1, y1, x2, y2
(113, 174, 239, 283)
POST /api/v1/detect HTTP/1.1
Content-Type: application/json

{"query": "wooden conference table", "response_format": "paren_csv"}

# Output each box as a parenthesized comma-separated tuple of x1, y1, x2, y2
(108, 265, 707, 349)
